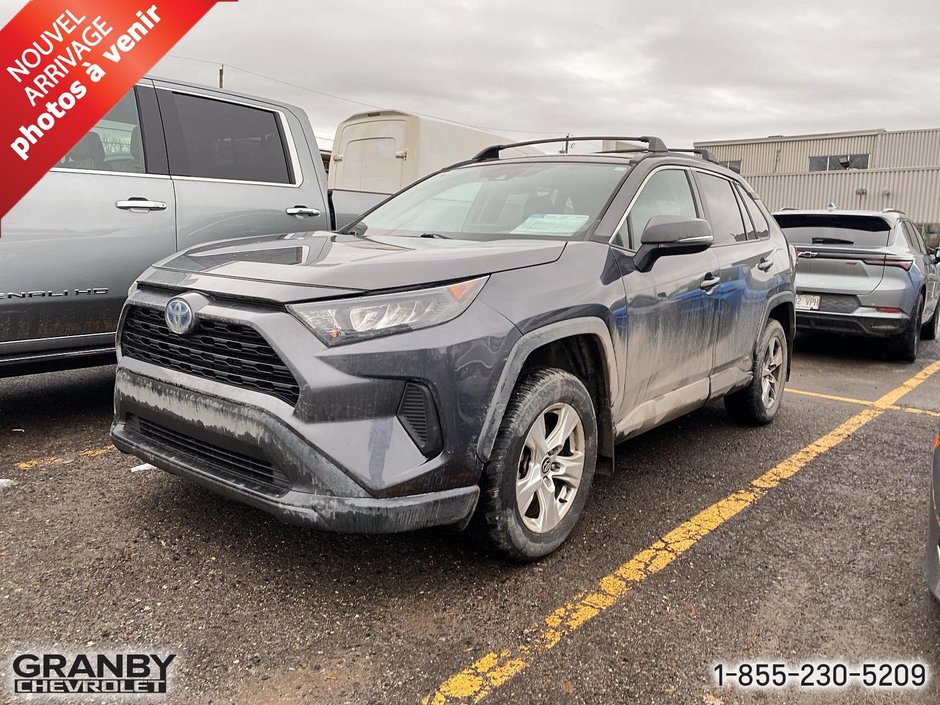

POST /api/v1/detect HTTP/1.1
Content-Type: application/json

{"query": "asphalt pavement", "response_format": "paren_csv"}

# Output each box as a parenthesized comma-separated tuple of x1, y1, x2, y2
(1, 333, 939, 705)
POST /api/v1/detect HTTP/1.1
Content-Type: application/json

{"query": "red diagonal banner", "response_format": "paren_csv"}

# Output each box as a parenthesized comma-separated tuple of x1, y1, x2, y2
(0, 0, 235, 220)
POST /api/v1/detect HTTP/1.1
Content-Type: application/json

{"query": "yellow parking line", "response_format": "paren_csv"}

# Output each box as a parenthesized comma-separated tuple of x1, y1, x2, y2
(13, 444, 116, 470)
(14, 456, 61, 470)
(787, 388, 940, 418)
(79, 445, 116, 458)
(423, 360, 940, 705)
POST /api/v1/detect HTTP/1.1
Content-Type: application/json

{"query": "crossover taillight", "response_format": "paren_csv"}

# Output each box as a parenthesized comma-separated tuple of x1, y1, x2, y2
(861, 256, 914, 270)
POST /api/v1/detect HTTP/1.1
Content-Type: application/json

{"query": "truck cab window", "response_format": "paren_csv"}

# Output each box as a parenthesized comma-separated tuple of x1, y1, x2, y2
(56, 90, 144, 174)
(165, 93, 293, 184)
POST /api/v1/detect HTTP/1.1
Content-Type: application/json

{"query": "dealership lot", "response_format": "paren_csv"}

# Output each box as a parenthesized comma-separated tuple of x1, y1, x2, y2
(1, 335, 939, 704)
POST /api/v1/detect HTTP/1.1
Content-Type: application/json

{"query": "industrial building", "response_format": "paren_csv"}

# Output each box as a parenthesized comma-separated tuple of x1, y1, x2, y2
(695, 128, 940, 246)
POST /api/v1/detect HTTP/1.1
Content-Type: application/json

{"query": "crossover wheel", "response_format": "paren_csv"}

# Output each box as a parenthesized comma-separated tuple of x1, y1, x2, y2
(724, 318, 788, 426)
(893, 295, 923, 363)
(476, 368, 597, 561)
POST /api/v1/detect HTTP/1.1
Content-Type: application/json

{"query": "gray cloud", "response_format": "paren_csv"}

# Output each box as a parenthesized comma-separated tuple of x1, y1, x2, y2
(2, 0, 938, 149)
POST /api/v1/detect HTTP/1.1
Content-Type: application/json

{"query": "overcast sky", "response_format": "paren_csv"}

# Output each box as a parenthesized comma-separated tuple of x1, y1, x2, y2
(3, 0, 940, 150)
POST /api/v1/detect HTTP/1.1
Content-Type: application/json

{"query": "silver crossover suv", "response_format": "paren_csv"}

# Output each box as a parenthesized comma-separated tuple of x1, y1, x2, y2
(774, 209, 940, 362)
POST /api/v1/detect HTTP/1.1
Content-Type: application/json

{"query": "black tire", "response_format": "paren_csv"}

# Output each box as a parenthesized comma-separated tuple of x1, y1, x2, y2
(892, 296, 923, 363)
(724, 318, 788, 426)
(475, 368, 597, 561)
(921, 301, 938, 341)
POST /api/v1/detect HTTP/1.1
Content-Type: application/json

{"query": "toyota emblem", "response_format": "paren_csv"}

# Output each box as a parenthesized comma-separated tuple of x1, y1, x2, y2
(165, 298, 196, 335)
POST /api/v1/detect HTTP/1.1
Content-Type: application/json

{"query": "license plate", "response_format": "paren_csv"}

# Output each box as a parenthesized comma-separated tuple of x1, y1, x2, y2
(796, 294, 821, 311)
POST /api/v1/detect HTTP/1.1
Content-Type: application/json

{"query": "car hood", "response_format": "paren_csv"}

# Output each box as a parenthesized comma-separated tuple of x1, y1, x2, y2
(155, 232, 566, 293)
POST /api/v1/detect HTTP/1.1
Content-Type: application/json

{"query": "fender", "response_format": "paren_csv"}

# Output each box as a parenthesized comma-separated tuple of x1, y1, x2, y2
(475, 317, 619, 462)
(761, 289, 796, 378)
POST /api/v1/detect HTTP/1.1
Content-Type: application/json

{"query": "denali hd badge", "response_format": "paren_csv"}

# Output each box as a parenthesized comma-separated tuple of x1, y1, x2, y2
(165, 297, 195, 335)
(11, 652, 176, 694)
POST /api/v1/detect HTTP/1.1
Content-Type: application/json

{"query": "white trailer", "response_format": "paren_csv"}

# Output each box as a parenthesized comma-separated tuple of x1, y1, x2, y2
(328, 110, 539, 194)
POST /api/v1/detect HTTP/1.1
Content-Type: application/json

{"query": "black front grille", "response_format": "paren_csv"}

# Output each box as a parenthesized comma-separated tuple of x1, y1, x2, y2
(121, 305, 300, 406)
(135, 416, 289, 493)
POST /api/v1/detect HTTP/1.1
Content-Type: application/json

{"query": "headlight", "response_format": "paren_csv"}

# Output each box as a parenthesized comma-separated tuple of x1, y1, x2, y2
(288, 276, 487, 346)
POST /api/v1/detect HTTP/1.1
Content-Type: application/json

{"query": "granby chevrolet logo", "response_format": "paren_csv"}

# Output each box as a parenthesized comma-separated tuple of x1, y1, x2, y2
(11, 652, 176, 695)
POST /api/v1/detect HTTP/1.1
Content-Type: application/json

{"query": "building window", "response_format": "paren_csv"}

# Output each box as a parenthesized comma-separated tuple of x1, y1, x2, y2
(809, 154, 870, 171)
(718, 159, 741, 173)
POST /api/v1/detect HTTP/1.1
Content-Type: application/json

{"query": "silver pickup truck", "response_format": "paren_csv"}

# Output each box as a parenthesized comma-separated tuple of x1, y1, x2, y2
(0, 77, 385, 376)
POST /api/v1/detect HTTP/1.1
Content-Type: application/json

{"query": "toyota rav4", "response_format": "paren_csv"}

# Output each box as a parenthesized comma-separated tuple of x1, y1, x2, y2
(111, 136, 796, 560)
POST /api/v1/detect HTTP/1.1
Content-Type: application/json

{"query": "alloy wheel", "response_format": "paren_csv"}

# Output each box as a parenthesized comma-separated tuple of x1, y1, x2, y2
(761, 335, 785, 410)
(515, 403, 585, 534)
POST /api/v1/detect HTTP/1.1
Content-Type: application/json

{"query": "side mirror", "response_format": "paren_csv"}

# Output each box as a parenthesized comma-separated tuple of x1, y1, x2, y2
(634, 216, 714, 272)
(929, 247, 940, 264)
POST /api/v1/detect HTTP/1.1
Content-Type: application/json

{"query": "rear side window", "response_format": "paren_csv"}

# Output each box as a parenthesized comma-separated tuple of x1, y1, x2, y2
(904, 222, 927, 254)
(164, 93, 293, 184)
(618, 169, 697, 249)
(774, 214, 891, 247)
(695, 172, 747, 245)
(57, 90, 145, 174)
(738, 187, 770, 239)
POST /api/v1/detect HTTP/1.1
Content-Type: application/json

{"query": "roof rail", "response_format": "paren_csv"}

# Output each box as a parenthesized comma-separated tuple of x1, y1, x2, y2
(471, 135, 667, 162)
(882, 208, 906, 215)
(661, 147, 716, 163)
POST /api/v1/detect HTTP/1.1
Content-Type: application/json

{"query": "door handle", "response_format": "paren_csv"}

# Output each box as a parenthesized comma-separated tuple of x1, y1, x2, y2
(700, 273, 721, 291)
(286, 205, 321, 218)
(116, 198, 167, 212)
(757, 256, 774, 272)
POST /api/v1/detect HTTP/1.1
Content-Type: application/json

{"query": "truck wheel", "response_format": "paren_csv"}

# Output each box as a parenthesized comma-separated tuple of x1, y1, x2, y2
(724, 319, 788, 426)
(476, 368, 597, 561)
(893, 296, 923, 363)
(921, 301, 937, 341)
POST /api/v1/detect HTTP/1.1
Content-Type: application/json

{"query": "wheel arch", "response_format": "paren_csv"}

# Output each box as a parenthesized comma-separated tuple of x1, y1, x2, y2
(476, 318, 618, 463)
(764, 293, 795, 380)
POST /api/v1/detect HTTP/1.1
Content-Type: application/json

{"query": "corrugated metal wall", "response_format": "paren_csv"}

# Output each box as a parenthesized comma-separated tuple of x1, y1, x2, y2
(703, 134, 879, 175)
(746, 167, 940, 222)
(872, 130, 940, 168)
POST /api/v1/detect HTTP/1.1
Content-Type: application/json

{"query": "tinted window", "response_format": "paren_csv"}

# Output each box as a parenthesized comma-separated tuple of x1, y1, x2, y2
(775, 213, 891, 247)
(905, 222, 926, 254)
(618, 169, 697, 249)
(167, 94, 292, 184)
(696, 173, 747, 245)
(355, 162, 628, 240)
(57, 90, 144, 174)
(738, 187, 770, 239)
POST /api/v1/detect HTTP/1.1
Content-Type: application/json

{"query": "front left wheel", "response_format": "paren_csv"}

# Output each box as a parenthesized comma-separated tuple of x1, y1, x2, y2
(475, 368, 597, 561)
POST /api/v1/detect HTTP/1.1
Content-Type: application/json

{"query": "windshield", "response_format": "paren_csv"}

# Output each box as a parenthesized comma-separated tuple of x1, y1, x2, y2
(349, 161, 630, 240)
(774, 213, 892, 247)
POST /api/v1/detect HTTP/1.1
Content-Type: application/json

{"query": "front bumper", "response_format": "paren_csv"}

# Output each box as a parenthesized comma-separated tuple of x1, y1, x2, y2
(796, 309, 910, 337)
(111, 368, 479, 532)
(109, 284, 520, 533)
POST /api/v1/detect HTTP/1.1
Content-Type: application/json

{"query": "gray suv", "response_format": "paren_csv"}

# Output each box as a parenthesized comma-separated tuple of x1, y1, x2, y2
(110, 137, 796, 560)
(774, 209, 940, 361)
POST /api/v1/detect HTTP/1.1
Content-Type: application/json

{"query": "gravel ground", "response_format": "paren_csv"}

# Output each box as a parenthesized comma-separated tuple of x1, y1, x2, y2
(1, 333, 938, 704)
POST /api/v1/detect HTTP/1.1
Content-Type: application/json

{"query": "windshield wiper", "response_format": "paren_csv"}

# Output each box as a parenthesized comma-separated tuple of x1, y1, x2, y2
(419, 232, 451, 239)
(811, 237, 854, 244)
